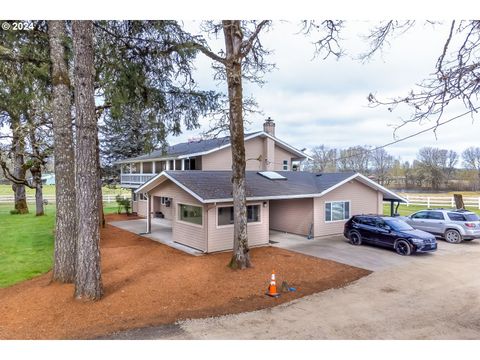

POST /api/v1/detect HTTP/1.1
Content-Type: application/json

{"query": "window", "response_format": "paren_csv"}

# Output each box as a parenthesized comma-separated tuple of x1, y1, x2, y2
(139, 193, 147, 201)
(217, 205, 261, 226)
(427, 211, 444, 220)
(179, 204, 203, 226)
(131, 162, 139, 174)
(283, 160, 289, 170)
(121, 164, 130, 174)
(160, 196, 170, 205)
(447, 212, 466, 221)
(184, 158, 196, 170)
(325, 201, 350, 222)
(411, 211, 428, 219)
(142, 162, 152, 173)
(155, 161, 165, 173)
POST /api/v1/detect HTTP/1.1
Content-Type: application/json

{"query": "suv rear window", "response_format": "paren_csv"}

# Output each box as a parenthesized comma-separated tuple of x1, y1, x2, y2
(448, 212, 465, 221)
(448, 212, 480, 221)
(465, 214, 480, 221)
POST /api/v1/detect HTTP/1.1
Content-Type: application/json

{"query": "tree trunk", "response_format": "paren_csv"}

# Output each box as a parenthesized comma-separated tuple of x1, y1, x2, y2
(223, 20, 251, 269)
(48, 20, 77, 283)
(26, 114, 45, 216)
(72, 20, 103, 300)
(96, 130, 105, 227)
(30, 166, 44, 216)
(10, 116, 29, 214)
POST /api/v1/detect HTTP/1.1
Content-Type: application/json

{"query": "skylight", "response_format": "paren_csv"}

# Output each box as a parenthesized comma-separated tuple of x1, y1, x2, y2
(258, 171, 286, 180)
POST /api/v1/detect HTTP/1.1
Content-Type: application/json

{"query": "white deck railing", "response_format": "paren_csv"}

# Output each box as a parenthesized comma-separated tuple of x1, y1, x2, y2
(120, 173, 156, 185)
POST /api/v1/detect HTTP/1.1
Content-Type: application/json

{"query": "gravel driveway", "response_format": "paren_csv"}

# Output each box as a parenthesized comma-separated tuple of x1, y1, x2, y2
(108, 237, 480, 340)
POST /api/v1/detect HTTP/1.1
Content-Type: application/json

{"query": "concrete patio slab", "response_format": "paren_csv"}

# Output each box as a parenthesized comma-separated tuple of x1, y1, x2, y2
(109, 218, 203, 256)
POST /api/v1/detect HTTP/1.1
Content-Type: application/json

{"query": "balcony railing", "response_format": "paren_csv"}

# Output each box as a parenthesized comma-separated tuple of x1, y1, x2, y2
(120, 173, 156, 186)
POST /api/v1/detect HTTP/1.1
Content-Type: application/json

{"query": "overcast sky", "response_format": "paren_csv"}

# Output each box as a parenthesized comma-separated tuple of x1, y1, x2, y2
(168, 21, 479, 163)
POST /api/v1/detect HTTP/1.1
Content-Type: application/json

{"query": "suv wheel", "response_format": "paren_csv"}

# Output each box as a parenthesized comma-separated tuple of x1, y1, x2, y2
(349, 231, 362, 245)
(395, 239, 412, 256)
(444, 229, 463, 244)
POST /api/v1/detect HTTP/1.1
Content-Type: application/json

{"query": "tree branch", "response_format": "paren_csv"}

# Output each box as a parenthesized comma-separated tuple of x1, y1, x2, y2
(240, 20, 270, 57)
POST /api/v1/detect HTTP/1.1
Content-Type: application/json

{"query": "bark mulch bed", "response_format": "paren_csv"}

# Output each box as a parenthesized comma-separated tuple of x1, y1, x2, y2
(0, 214, 371, 339)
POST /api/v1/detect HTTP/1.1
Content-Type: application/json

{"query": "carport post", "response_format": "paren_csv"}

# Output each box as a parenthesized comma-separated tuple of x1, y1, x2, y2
(146, 193, 152, 234)
(390, 200, 394, 216)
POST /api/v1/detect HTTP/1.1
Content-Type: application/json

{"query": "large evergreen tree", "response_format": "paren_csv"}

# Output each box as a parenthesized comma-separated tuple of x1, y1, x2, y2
(48, 20, 77, 283)
(72, 20, 103, 300)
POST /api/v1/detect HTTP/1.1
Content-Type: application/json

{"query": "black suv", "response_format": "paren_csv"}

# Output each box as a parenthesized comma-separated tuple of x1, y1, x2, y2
(344, 215, 437, 256)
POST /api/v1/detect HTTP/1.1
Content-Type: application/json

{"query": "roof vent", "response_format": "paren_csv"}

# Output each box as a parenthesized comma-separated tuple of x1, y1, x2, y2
(258, 171, 286, 180)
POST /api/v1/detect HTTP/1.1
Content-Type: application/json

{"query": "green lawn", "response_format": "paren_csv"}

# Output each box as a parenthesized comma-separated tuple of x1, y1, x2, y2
(0, 202, 120, 288)
(383, 203, 480, 217)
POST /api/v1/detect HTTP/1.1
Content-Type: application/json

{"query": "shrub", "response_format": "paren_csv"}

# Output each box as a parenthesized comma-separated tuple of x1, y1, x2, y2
(115, 195, 131, 215)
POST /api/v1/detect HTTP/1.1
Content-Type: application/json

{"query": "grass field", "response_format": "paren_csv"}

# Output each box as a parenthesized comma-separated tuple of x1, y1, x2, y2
(383, 203, 480, 217)
(0, 184, 129, 196)
(0, 202, 119, 288)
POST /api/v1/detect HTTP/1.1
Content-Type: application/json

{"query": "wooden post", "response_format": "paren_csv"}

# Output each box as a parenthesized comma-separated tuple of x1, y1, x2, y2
(146, 193, 152, 233)
(454, 194, 465, 210)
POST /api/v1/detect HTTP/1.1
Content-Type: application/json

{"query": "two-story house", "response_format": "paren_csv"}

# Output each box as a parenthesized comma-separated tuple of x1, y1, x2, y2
(117, 118, 405, 254)
(117, 118, 311, 214)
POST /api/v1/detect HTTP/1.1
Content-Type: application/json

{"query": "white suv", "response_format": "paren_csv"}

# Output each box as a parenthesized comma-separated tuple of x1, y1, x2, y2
(402, 209, 480, 243)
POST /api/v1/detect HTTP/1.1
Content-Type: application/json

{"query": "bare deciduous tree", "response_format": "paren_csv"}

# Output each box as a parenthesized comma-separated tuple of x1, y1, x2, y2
(366, 21, 480, 131)
(462, 147, 480, 188)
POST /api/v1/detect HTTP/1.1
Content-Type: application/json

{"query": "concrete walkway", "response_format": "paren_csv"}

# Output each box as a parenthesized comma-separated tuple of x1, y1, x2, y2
(109, 218, 203, 256)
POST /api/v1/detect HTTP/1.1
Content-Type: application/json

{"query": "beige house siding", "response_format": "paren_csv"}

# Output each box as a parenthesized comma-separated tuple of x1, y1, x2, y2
(313, 179, 380, 237)
(274, 145, 294, 171)
(135, 200, 148, 217)
(269, 198, 313, 236)
(207, 201, 270, 252)
(150, 180, 207, 252)
(152, 196, 173, 220)
(202, 137, 265, 171)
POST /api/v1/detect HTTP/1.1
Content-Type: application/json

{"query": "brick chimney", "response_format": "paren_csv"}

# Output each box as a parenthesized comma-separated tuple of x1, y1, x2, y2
(263, 117, 275, 137)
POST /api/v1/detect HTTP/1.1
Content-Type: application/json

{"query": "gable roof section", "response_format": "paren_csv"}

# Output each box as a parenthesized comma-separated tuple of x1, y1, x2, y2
(135, 171, 406, 204)
(115, 131, 311, 164)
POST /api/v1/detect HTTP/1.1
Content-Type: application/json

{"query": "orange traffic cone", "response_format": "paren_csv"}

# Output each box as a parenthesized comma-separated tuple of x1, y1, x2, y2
(266, 270, 280, 297)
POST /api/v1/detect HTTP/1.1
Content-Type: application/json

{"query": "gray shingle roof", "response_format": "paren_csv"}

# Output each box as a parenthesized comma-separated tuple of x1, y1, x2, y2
(165, 170, 357, 201)
(118, 132, 261, 163)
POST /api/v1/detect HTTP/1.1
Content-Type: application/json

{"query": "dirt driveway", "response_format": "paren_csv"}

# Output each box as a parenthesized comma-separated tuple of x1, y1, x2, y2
(108, 238, 480, 339)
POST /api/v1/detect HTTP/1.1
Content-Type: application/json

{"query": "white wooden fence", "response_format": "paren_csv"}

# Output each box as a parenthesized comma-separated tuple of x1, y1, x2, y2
(403, 195, 480, 209)
(0, 194, 131, 204)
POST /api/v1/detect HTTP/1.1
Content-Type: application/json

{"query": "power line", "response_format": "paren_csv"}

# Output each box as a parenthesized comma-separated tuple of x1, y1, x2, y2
(318, 107, 479, 164)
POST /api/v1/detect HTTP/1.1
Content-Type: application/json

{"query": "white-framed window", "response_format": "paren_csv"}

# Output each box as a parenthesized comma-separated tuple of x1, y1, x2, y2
(139, 193, 147, 201)
(325, 201, 350, 222)
(217, 204, 261, 227)
(283, 160, 289, 170)
(160, 196, 169, 205)
(178, 203, 203, 226)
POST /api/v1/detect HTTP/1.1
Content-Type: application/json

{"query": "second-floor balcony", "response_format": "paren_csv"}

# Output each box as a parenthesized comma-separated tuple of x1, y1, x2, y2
(120, 173, 157, 187)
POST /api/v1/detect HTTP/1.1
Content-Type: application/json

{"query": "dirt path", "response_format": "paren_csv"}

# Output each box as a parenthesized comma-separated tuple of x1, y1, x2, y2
(108, 244, 480, 340)
(0, 215, 369, 340)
